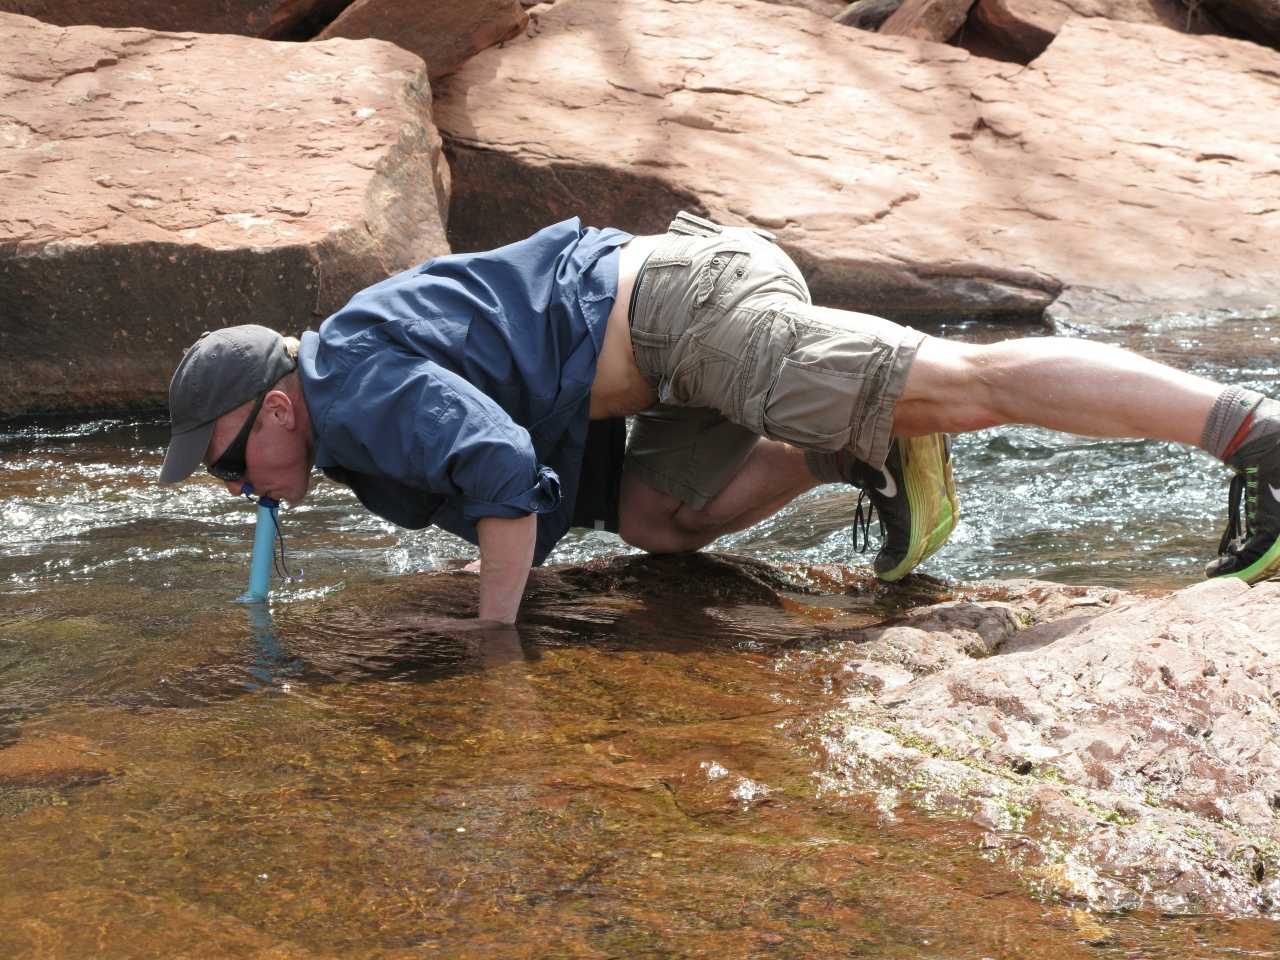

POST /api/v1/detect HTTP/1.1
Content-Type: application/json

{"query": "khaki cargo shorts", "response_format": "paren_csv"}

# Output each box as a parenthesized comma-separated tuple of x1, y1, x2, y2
(625, 211, 925, 510)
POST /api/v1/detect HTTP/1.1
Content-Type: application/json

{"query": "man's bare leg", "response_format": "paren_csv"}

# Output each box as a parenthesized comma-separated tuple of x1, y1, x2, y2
(893, 335, 1220, 442)
(618, 439, 818, 554)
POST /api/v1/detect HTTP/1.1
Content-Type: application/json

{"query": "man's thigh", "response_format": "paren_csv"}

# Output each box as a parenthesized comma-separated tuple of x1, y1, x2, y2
(624, 404, 760, 510)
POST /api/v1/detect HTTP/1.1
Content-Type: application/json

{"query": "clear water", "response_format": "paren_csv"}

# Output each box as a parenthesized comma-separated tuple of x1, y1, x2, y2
(2, 315, 1278, 956)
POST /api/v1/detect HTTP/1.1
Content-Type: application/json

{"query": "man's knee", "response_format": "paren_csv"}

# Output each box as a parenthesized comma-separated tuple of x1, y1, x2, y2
(618, 478, 727, 553)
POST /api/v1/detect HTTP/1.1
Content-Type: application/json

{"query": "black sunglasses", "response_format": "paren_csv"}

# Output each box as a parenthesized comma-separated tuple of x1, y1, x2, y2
(207, 392, 266, 483)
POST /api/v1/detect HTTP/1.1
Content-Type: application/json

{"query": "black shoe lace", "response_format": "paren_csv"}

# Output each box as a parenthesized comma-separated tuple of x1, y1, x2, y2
(1218, 472, 1247, 556)
(851, 491, 883, 554)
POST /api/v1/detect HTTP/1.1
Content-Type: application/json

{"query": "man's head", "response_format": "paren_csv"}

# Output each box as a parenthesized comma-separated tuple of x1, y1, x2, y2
(161, 325, 314, 502)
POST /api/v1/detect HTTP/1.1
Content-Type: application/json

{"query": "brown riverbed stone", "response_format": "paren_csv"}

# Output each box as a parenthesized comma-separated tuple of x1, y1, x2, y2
(0, 0, 355, 39)
(0, 13, 449, 416)
(435, 0, 1280, 324)
(314, 0, 529, 80)
(0, 732, 114, 788)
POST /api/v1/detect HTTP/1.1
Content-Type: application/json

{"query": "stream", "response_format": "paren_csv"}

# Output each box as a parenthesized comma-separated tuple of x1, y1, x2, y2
(2, 313, 1279, 957)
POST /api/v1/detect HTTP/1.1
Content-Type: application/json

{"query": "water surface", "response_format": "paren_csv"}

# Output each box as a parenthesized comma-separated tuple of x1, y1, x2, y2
(2, 315, 1278, 956)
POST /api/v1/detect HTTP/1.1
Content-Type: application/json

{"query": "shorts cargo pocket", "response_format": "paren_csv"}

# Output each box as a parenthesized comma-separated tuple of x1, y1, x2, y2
(663, 352, 738, 410)
(761, 332, 875, 448)
(693, 250, 751, 309)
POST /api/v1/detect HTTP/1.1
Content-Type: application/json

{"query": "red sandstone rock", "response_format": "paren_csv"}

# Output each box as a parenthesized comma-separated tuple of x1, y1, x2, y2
(815, 576, 1280, 913)
(0, 0, 354, 39)
(879, 0, 978, 41)
(0, 13, 449, 416)
(958, 0, 1220, 64)
(314, 0, 529, 80)
(434, 0, 1280, 325)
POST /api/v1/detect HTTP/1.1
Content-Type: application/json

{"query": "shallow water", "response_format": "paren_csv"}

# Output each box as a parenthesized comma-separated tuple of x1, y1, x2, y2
(2, 315, 1279, 956)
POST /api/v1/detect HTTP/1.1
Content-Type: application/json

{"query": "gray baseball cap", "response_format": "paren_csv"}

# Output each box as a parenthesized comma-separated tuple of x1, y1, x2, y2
(160, 325, 297, 483)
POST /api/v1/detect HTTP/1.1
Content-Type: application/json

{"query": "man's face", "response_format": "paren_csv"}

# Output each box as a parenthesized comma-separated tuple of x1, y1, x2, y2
(203, 389, 314, 503)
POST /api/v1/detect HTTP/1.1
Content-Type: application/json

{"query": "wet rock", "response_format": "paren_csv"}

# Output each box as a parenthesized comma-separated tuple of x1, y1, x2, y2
(314, 0, 529, 81)
(0, 13, 449, 416)
(435, 0, 1280, 324)
(813, 576, 1280, 913)
(878, 0, 979, 41)
(0, 0, 355, 39)
(957, 0, 1220, 64)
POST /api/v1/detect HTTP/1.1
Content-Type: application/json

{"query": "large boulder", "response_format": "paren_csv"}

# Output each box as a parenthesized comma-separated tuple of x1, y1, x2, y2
(958, 0, 1220, 63)
(434, 0, 1280, 325)
(0, 13, 449, 416)
(314, 0, 529, 80)
(815, 576, 1280, 913)
(0, 0, 355, 39)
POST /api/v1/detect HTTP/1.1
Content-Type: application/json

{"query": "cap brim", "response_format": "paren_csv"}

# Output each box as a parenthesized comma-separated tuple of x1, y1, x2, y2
(159, 420, 218, 483)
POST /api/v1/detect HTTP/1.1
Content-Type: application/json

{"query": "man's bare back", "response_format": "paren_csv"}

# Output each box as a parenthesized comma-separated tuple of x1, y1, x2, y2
(589, 235, 664, 420)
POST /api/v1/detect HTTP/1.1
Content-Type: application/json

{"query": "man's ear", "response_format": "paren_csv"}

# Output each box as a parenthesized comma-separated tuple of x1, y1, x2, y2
(261, 389, 296, 430)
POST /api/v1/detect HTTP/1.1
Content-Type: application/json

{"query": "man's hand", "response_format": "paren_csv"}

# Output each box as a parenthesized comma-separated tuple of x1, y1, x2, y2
(475, 513, 537, 623)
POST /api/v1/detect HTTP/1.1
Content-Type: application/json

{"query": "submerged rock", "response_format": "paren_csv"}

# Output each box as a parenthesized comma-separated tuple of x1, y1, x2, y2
(813, 576, 1280, 914)
(435, 0, 1280, 325)
(0, 13, 449, 415)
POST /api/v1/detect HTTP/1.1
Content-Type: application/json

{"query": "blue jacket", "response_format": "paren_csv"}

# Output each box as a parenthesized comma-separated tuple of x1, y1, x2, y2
(298, 219, 633, 564)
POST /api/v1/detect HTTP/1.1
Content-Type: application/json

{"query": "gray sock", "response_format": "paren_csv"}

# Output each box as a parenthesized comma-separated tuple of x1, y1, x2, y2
(805, 449, 846, 485)
(1200, 386, 1280, 463)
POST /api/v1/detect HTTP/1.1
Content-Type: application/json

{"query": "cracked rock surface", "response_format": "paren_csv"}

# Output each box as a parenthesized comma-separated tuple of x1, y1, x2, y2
(811, 575, 1280, 913)
(435, 0, 1280, 324)
(0, 12, 449, 415)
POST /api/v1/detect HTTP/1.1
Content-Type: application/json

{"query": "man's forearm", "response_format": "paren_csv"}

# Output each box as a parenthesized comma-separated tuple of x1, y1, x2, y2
(476, 513, 537, 622)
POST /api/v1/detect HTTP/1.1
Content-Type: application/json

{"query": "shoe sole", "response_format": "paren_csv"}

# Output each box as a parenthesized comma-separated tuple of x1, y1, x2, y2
(876, 434, 959, 582)
(1220, 533, 1280, 585)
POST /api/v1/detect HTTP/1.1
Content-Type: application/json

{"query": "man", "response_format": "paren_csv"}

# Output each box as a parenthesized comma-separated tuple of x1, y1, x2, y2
(160, 212, 1280, 622)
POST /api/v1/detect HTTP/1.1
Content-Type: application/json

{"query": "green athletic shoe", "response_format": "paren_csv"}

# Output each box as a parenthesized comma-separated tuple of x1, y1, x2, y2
(1206, 433, 1280, 584)
(843, 434, 959, 582)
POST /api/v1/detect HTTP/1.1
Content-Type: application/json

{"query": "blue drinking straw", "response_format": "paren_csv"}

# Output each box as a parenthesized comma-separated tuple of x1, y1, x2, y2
(238, 485, 279, 604)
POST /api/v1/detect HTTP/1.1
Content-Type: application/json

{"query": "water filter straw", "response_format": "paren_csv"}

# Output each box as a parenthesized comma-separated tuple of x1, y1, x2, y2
(238, 488, 280, 603)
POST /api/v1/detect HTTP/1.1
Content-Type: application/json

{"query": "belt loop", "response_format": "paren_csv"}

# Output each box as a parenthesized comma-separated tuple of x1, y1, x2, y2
(667, 210, 723, 238)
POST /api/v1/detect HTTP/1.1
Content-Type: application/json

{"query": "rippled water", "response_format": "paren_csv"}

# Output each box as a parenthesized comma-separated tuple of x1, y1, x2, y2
(2, 315, 1278, 956)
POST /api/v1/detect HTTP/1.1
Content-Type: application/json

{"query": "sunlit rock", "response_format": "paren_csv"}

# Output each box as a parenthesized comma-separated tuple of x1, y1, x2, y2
(434, 0, 1280, 325)
(314, 0, 529, 80)
(813, 576, 1280, 914)
(0, 13, 449, 415)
